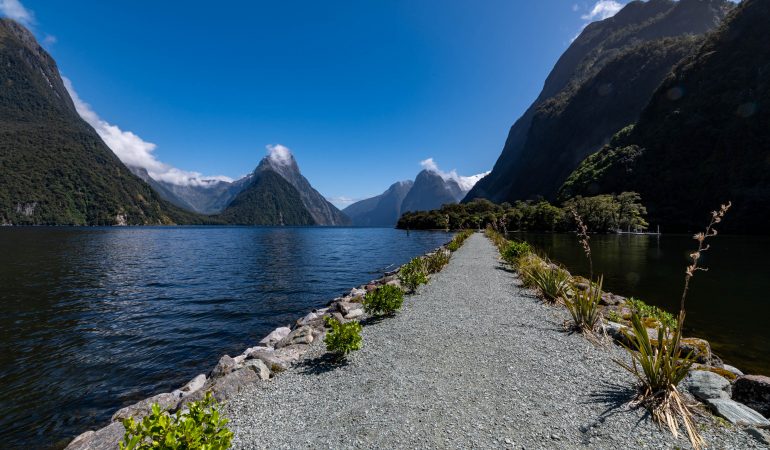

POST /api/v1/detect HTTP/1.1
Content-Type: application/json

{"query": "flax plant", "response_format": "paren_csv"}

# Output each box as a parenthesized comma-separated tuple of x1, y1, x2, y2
(618, 201, 730, 450)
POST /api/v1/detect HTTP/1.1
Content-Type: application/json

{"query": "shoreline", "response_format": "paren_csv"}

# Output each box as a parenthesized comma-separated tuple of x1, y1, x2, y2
(64, 236, 458, 449)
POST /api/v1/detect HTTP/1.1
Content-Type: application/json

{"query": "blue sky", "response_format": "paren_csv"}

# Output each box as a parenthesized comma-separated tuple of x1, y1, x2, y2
(3, 0, 630, 207)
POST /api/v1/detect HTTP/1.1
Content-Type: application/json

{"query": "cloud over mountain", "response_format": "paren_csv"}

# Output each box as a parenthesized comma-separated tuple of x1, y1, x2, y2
(419, 157, 489, 192)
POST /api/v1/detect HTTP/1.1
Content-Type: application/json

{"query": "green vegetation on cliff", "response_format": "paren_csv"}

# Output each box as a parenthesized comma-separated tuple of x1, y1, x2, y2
(560, 0, 770, 232)
(216, 171, 315, 225)
(0, 19, 206, 226)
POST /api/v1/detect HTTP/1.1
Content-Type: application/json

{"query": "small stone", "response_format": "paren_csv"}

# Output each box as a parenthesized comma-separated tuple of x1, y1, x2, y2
(733, 374, 770, 417)
(171, 373, 206, 398)
(679, 369, 731, 401)
(243, 359, 271, 380)
(65, 422, 125, 450)
(344, 308, 364, 320)
(259, 326, 291, 347)
(707, 398, 770, 427)
(211, 355, 237, 378)
(275, 326, 314, 349)
(723, 364, 744, 378)
(747, 427, 770, 445)
(336, 301, 363, 315)
(112, 392, 179, 422)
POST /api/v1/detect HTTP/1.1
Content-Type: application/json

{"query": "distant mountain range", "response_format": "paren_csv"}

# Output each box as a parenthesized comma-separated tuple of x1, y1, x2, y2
(465, 0, 733, 204)
(0, 19, 202, 225)
(559, 0, 770, 232)
(344, 168, 483, 227)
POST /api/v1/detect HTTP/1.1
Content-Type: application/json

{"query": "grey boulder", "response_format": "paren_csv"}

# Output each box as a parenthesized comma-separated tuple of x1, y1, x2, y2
(707, 398, 770, 427)
(275, 326, 314, 349)
(210, 354, 237, 379)
(65, 422, 125, 450)
(679, 370, 731, 401)
(259, 326, 291, 347)
(111, 392, 180, 422)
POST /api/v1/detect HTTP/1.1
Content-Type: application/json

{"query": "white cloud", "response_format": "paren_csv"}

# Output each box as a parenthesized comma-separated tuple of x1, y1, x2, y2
(419, 157, 490, 192)
(63, 77, 233, 186)
(581, 0, 623, 21)
(42, 34, 56, 45)
(0, 0, 34, 27)
(572, 4, 580, 12)
(266, 144, 294, 165)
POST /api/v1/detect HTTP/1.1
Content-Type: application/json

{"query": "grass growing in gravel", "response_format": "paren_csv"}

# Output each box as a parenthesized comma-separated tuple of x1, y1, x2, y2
(565, 276, 603, 334)
(324, 316, 363, 359)
(447, 230, 474, 251)
(423, 249, 451, 274)
(523, 264, 571, 303)
(363, 285, 405, 316)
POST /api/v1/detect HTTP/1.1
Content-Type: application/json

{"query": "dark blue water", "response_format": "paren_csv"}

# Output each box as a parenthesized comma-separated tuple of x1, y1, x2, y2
(0, 227, 452, 449)
(518, 233, 770, 378)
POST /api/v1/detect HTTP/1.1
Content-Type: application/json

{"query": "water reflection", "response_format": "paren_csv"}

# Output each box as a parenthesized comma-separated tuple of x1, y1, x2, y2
(0, 227, 450, 449)
(517, 233, 770, 377)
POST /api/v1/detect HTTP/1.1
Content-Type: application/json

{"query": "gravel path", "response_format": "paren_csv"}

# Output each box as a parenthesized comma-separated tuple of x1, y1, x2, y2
(225, 233, 763, 449)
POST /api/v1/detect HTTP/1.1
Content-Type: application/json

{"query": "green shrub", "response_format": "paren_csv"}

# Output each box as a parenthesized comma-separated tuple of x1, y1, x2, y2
(501, 241, 531, 263)
(627, 298, 676, 330)
(398, 257, 429, 292)
(424, 250, 450, 273)
(565, 276, 603, 334)
(363, 284, 405, 316)
(324, 316, 362, 358)
(523, 264, 571, 302)
(447, 230, 473, 251)
(119, 392, 233, 450)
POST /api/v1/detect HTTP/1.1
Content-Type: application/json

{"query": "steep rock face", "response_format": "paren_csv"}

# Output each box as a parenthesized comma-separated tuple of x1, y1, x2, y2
(217, 154, 349, 226)
(0, 19, 197, 225)
(401, 170, 464, 214)
(217, 170, 314, 225)
(464, 0, 731, 204)
(130, 167, 252, 215)
(343, 181, 413, 227)
(560, 0, 770, 233)
(256, 156, 350, 226)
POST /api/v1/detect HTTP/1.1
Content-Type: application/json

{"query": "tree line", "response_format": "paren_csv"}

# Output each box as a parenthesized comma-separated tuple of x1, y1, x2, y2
(396, 192, 649, 233)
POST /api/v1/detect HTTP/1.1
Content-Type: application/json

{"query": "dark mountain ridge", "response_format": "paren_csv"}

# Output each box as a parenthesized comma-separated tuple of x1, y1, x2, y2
(559, 0, 770, 233)
(464, 0, 732, 204)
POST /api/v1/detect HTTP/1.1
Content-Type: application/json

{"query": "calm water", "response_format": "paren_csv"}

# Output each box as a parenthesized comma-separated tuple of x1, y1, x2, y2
(0, 227, 452, 449)
(517, 233, 770, 377)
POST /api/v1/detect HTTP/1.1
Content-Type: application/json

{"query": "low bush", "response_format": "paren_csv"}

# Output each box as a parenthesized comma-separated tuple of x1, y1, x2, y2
(627, 298, 676, 330)
(501, 240, 531, 263)
(119, 392, 233, 450)
(324, 316, 363, 358)
(363, 284, 405, 316)
(447, 230, 474, 251)
(523, 264, 571, 302)
(424, 250, 450, 273)
(565, 276, 603, 334)
(398, 257, 429, 292)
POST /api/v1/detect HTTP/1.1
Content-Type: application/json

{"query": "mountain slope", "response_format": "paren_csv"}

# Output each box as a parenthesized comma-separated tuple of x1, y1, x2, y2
(256, 154, 350, 226)
(401, 170, 464, 214)
(343, 180, 413, 227)
(560, 0, 770, 233)
(130, 166, 252, 215)
(217, 170, 314, 225)
(0, 19, 199, 225)
(465, 0, 731, 204)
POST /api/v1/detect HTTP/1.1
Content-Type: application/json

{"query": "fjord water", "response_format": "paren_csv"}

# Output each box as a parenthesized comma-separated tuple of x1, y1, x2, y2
(0, 227, 451, 449)
(518, 233, 770, 376)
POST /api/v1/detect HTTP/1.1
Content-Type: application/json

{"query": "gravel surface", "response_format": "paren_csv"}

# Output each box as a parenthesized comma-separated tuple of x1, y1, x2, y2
(225, 233, 765, 449)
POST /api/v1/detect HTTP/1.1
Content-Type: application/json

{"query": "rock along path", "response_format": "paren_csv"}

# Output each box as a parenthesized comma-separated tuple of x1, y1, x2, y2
(225, 233, 763, 449)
